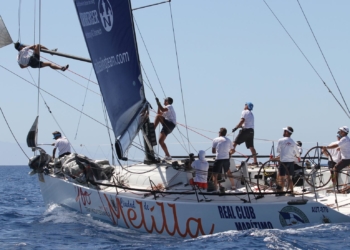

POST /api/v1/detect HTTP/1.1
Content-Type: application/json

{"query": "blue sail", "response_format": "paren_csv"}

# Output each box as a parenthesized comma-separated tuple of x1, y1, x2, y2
(74, 0, 148, 159)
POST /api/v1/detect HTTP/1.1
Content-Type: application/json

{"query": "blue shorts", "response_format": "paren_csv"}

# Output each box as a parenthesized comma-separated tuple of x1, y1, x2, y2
(213, 159, 230, 174)
(28, 53, 43, 68)
(335, 159, 350, 172)
(279, 162, 294, 176)
(161, 119, 175, 136)
(234, 128, 254, 148)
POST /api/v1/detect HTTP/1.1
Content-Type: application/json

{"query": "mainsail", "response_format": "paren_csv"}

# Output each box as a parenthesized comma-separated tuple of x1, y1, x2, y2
(74, 0, 148, 159)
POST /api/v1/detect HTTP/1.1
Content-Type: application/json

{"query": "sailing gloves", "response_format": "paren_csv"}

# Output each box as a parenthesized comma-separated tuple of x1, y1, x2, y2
(232, 127, 238, 133)
(155, 97, 160, 105)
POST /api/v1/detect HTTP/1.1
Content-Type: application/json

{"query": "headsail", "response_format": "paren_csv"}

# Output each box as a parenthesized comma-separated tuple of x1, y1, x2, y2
(27, 116, 39, 148)
(74, 0, 148, 159)
(0, 16, 13, 49)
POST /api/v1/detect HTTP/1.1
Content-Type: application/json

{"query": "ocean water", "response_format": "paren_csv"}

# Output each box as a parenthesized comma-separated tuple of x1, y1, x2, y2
(1, 166, 350, 250)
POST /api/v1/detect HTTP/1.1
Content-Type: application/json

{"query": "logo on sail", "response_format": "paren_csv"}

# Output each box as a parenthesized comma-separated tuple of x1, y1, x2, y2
(98, 0, 113, 32)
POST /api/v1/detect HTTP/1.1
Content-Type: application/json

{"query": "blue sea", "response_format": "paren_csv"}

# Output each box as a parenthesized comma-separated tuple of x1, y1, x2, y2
(1, 165, 350, 250)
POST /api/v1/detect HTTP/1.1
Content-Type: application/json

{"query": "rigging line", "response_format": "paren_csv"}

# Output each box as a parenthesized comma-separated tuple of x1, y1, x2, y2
(75, 67, 93, 140)
(17, 0, 22, 41)
(39, 55, 99, 85)
(33, 0, 36, 44)
(131, 142, 166, 161)
(263, 0, 350, 119)
(80, 144, 92, 157)
(176, 127, 198, 154)
(53, 70, 100, 96)
(37, 0, 42, 117)
(134, 18, 166, 97)
(0, 64, 111, 129)
(137, 133, 144, 151)
(296, 0, 350, 114)
(140, 73, 154, 93)
(176, 122, 213, 141)
(168, 2, 191, 152)
(0, 107, 30, 160)
(140, 63, 156, 96)
(175, 126, 188, 153)
(132, 0, 170, 11)
(25, 69, 76, 154)
(101, 96, 115, 165)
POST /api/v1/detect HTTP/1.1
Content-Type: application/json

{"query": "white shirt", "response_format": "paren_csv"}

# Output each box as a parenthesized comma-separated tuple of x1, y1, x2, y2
(277, 137, 300, 162)
(17, 46, 32, 66)
(54, 137, 71, 156)
(241, 110, 254, 129)
(294, 146, 303, 164)
(191, 150, 209, 183)
(162, 104, 176, 124)
(212, 136, 233, 160)
(337, 136, 350, 159)
(327, 141, 341, 163)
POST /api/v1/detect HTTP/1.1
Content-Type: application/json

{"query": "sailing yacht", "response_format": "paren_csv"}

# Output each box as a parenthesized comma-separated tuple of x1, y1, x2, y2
(18, 0, 350, 237)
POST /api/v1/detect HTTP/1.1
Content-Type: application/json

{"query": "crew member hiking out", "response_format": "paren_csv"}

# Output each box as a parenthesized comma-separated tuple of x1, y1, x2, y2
(232, 102, 258, 165)
(154, 97, 176, 161)
(14, 42, 69, 71)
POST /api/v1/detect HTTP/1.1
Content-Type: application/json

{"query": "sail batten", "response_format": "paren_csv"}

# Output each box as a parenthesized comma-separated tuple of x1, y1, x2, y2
(74, 0, 147, 159)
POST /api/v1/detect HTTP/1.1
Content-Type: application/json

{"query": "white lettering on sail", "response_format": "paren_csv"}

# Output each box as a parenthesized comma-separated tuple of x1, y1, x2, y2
(94, 52, 130, 74)
(115, 52, 130, 64)
(79, 10, 100, 27)
(76, 0, 95, 7)
(85, 28, 102, 39)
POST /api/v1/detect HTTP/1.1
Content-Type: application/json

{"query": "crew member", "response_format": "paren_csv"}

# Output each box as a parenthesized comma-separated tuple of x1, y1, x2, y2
(323, 126, 350, 182)
(52, 131, 71, 158)
(154, 97, 176, 161)
(271, 126, 300, 195)
(190, 150, 209, 189)
(14, 42, 69, 71)
(294, 140, 303, 170)
(322, 134, 341, 183)
(232, 102, 258, 165)
(212, 128, 236, 191)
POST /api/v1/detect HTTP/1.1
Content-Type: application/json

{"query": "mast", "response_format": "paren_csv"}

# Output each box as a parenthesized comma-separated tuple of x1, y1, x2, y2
(129, 0, 158, 163)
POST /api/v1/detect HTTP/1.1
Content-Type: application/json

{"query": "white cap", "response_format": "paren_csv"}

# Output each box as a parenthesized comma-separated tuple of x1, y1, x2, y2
(283, 126, 294, 134)
(339, 126, 349, 134)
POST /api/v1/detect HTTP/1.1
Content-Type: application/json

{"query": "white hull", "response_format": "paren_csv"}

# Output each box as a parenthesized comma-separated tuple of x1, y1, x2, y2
(37, 161, 350, 238)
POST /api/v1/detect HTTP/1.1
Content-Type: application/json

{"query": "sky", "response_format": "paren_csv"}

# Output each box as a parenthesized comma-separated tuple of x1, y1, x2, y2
(1, 0, 350, 165)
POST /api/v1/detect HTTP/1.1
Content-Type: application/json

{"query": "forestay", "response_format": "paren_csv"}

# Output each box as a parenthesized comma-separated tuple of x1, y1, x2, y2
(74, 0, 148, 159)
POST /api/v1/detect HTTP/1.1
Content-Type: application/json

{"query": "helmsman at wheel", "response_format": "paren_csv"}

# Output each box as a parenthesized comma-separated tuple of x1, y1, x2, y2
(323, 126, 350, 181)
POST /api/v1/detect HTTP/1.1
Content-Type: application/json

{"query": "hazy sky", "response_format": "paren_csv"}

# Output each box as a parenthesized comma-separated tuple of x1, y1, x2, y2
(1, 0, 350, 165)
